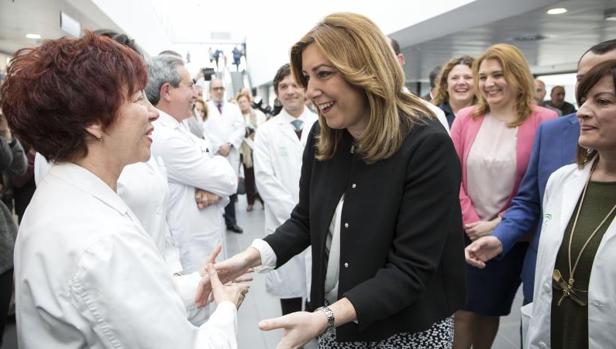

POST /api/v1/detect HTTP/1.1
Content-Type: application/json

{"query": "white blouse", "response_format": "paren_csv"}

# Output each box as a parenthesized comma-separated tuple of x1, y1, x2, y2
(14, 163, 237, 349)
(466, 115, 517, 220)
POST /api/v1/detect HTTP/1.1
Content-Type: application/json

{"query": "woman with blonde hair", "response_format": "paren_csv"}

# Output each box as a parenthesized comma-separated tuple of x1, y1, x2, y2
(450, 43, 557, 349)
(216, 12, 465, 348)
(432, 55, 477, 127)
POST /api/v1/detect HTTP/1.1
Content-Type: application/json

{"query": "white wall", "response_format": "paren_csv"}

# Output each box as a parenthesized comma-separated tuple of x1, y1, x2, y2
(246, 0, 476, 87)
(92, 0, 477, 87)
(537, 73, 578, 107)
(91, 0, 173, 56)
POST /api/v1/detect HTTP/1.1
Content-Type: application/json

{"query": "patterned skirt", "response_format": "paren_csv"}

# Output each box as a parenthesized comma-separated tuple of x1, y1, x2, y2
(317, 316, 454, 349)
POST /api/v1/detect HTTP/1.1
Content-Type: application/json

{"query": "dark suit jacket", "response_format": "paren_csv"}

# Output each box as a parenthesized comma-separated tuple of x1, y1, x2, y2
(264, 117, 466, 342)
(492, 113, 579, 303)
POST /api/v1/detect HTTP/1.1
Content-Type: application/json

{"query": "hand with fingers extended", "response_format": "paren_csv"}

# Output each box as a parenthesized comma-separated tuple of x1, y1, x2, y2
(194, 245, 257, 307)
(207, 264, 250, 309)
(259, 311, 328, 349)
(194, 245, 223, 307)
(213, 247, 261, 287)
(465, 235, 503, 268)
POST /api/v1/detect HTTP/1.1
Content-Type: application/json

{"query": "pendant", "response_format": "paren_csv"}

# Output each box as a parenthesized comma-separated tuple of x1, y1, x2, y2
(552, 269, 586, 307)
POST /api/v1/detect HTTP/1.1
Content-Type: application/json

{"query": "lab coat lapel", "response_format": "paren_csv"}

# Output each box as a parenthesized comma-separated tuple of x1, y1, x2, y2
(559, 160, 593, 232)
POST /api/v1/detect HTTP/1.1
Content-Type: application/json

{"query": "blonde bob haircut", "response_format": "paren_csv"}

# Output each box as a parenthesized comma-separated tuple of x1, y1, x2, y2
(290, 12, 434, 163)
(472, 43, 535, 127)
(432, 55, 476, 106)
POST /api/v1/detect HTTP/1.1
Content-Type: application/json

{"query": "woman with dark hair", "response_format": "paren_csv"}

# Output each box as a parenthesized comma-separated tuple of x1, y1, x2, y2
(216, 12, 465, 349)
(432, 55, 477, 127)
(1, 33, 245, 348)
(525, 59, 616, 349)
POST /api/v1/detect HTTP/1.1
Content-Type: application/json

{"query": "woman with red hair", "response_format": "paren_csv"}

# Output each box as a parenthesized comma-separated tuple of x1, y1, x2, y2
(1, 33, 246, 348)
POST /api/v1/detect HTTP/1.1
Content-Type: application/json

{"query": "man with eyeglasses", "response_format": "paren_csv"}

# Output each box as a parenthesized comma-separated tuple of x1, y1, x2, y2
(204, 79, 246, 234)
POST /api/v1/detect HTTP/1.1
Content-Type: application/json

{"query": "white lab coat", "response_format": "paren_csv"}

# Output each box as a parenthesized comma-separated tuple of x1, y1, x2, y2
(253, 108, 317, 298)
(151, 110, 237, 273)
(34, 154, 184, 274)
(33, 152, 50, 185)
(204, 101, 246, 176)
(117, 156, 182, 274)
(15, 163, 238, 349)
(524, 161, 616, 348)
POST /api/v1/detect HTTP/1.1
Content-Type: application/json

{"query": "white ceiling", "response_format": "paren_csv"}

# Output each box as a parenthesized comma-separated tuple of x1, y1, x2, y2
(0, 0, 120, 55)
(1, 0, 614, 87)
(395, 0, 616, 82)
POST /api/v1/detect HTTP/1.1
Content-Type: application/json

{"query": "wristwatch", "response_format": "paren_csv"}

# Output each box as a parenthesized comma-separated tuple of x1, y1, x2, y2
(316, 306, 335, 333)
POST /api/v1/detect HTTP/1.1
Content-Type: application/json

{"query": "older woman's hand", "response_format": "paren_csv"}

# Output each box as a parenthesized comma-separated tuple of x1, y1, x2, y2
(259, 311, 327, 349)
(207, 264, 250, 309)
(194, 246, 258, 307)
(193, 245, 222, 307)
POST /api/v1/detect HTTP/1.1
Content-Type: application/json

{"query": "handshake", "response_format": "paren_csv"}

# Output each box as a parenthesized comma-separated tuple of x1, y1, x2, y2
(192, 245, 253, 310)
(191, 245, 334, 349)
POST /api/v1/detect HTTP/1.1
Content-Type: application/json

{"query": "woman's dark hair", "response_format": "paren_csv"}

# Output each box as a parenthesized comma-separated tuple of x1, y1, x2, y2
(93, 29, 141, 55)
(0, 31, 147, 162)
(575, 59, 616, 167)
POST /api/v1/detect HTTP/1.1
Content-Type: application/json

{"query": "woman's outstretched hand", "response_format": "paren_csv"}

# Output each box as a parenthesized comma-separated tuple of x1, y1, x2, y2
(259, 311, 327, 349)
(214, 247, 261, 286)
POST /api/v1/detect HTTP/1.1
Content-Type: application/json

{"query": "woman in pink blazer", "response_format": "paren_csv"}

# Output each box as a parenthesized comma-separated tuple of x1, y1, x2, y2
(450, 44, 557, 349)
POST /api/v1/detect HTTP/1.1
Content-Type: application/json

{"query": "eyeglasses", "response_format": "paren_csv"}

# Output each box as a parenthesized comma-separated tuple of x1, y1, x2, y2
(212, 86, 225, 91)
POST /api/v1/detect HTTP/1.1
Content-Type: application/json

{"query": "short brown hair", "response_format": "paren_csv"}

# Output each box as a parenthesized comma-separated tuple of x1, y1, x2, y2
(273, 63, 291, 96)
(0, 32, 147, 162)
(473, 43, 535, 127)
(575, 59, 616, 167)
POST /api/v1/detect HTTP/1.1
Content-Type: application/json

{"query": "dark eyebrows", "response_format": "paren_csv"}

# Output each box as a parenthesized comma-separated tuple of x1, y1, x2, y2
(595, 91, 616, 97)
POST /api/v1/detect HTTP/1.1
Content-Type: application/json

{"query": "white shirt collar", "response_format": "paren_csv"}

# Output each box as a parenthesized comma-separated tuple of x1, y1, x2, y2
(48, 163, 130, 215)
(155, 108, 182, 129)
(276, 107, 309, 124)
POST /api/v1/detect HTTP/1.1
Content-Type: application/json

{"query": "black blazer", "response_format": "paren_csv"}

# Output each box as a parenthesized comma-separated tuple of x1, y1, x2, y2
(264, 117, 466, 342)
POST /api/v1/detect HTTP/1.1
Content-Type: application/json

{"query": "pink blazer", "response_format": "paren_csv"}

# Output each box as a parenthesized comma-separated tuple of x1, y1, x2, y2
(450, 105, 558, 225)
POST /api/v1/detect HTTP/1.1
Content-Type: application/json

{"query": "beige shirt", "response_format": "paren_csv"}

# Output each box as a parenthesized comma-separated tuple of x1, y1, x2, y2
(466, 115, 517, 220)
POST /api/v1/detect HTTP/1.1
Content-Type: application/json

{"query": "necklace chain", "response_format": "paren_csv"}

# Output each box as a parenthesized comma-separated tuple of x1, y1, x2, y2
(566, 167, 616, 289)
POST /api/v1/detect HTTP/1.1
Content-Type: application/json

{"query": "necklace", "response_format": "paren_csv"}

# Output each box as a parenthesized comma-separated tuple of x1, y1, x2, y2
(554, 165, 616, 306)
